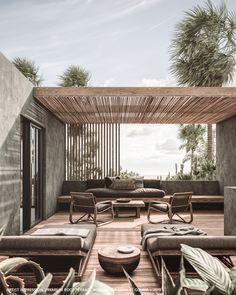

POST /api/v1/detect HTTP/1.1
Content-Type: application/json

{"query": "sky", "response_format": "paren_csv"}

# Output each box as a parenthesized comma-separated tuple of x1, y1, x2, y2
(1, 0, 236, 177)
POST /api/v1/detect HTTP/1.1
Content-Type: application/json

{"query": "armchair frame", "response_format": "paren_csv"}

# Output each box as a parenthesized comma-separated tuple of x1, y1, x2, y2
(147, 192, 193, 224)
(69, 192, 114, 226)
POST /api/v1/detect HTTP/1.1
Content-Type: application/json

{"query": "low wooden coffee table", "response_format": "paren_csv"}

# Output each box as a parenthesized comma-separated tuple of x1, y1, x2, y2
(98, 246, 141, 274)
(112, 200, 145, 218)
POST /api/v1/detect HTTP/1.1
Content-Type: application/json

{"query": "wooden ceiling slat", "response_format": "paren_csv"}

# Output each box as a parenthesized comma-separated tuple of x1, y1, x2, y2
(34, 87, 236, 124)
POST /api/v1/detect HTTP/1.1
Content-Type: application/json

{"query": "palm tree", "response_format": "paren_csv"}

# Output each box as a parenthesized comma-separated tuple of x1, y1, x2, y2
(58, 65, 91, 87)
(12, 57, 43, 86)
(170, 0, 236, 160)
(178, 124, 206, 176)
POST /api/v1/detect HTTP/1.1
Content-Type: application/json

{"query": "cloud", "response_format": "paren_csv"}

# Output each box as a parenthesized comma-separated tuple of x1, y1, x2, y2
(155, 139, 180, 154)
(127, 127, 154, 137)
(141, 77, 176, 86)
(103, 78, 116, 86)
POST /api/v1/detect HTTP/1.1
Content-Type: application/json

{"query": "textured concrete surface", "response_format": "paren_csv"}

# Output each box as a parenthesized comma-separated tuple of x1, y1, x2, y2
(224, 187, 236, 235)
(0, 53, 33, 234)
(0, 52, 64, 234)
(216, 116, 236, 194)
(161, 180, 220, 195)
(45, 115, 64, 218)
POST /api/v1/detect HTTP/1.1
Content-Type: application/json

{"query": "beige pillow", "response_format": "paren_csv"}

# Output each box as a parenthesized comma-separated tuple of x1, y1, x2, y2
(129, 177, 144, 189)
(111, 179, 136, 190)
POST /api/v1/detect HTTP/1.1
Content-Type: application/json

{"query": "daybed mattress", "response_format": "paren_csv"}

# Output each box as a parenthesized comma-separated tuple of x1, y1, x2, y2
(86, 187, 165, 198)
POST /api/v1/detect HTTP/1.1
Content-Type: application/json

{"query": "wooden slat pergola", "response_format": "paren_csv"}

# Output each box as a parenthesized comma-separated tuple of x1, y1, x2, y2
(34, 87, 236, 124)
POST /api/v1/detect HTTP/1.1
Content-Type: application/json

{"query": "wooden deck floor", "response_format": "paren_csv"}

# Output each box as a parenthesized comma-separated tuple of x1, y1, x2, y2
(32, 209, 226, 294)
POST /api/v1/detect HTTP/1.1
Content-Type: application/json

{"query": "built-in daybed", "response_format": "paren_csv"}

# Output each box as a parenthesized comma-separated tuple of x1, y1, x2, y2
(141, 223, 236, 277)
(0, 224, 96, 286)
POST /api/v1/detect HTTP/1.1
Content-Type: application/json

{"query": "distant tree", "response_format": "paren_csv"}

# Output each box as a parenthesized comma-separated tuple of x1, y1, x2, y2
(13, 57, 43, 86)
(58, 65, 91, 87)
(178, 124, 206, 176)
(170, 0, 236, 161)
(60, 66, 99, 180)
(119, 168, 139, 179)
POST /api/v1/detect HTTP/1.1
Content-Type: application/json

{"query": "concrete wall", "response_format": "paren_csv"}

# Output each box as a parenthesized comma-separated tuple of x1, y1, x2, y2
(0, 52, 64, 234)
(224, 187, 236, 235)
(161, 180, 220, 195)
(45, 116, 64, 218)
(216, 116, 236, 194)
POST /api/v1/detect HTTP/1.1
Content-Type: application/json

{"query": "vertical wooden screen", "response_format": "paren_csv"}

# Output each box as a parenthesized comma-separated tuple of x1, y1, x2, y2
(65, 123, 120, 180)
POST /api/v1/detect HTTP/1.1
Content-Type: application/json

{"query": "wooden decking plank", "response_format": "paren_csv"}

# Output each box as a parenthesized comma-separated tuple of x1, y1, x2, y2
(30, 210, 227, 295)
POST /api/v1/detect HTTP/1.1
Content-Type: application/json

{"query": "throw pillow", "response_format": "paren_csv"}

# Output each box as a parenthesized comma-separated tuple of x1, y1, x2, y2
(129, 177, 144, 189)
(111, 179, 136, 190)
(104, 176, 120, 188)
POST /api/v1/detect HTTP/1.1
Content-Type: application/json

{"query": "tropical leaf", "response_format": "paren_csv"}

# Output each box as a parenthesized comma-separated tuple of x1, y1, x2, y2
(204, 286, 216, 295)
(0, 258, 45, 283)
(182, 278, 208, 291)
(0, 271, 11, 295)
(87, 280, 114, 295)
(71, 269, 96, 295)
(32, 273, 53, 295)
(229, 267, 236, 287)
(53, 268, 75, 295)
(178, 256, 188, 295)
(5, 275, 26, 295)
(122, 267, 142, 295)
(161, 258, 175, 295)
(181, 244, 234, 294)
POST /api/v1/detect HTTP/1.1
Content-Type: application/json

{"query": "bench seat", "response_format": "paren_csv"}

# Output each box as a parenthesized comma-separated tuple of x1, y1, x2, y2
(58, 194, 224, 205)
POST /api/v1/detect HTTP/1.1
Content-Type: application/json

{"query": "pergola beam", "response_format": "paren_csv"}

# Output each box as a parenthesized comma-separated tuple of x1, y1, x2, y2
(34, 87, 236, 124)
(34, 87, 236, 97)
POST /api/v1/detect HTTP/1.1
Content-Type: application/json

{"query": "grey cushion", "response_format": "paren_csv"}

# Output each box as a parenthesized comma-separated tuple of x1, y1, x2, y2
(146, 236, 236, 253)
(105, 176, 120, 188)
(86, 179, 105, 189)
(96, 203, 111, 212)
(0, 224, 96, 253)
(151, 203, 169, 212)
(86, 188, 165, 198)
(32, 228, 90, 238)
(111, 179, 136, 190)
(62, 181, 87, 195)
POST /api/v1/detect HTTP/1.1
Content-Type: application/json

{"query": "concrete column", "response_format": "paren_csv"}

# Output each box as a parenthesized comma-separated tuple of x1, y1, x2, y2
(224, 186, 236, 235)
(216, 116, 236, 195)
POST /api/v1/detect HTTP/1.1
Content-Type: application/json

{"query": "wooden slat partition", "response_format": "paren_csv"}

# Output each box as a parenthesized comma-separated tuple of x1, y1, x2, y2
(65, 123, 120, 180)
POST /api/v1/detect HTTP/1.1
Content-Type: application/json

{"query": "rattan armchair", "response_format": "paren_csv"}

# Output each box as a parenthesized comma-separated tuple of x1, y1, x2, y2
(69, 192, 114, 226)
(147, 192, 193, 224)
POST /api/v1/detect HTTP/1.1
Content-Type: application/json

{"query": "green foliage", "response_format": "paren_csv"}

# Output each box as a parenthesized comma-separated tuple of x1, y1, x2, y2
(0, 260, 114, 295)
(119, 168, 139, 179)
(122, 267, 142, 295)
(69, 126, 102, 180)
(178, 124, 206, 176)
(12, 57, 43, 86)
(181, 244, 236, 294)
(170, 0, 236, 87)
(193, 159, 216, 180)
(125, 244, 236, 295)
(59, 65, 91, 87)
(172, 124, 216, 180)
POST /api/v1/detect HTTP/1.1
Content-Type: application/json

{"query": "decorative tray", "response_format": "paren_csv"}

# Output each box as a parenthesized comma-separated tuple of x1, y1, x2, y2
(117, 245, 136, 254)
(116, 198, 131, 203)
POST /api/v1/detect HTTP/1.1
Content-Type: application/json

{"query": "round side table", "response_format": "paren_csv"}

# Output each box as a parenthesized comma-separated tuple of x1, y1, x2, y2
(98, 246, 141, 275)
